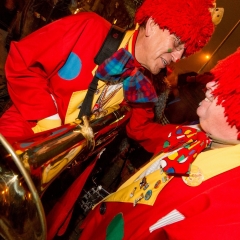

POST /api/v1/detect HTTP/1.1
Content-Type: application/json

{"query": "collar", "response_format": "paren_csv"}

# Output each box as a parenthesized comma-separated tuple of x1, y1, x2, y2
(132, 30, 142, 68)
(125, 29, 142, 69)
(208, 134, 240, 149)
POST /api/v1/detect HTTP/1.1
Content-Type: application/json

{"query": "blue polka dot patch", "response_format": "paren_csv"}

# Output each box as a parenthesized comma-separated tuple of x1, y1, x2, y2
(58, 52, 81, 80)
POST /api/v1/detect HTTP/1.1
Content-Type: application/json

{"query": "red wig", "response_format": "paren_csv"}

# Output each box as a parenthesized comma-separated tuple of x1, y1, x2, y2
(211, 48, 240, 137)
(135, 0, 215, 57)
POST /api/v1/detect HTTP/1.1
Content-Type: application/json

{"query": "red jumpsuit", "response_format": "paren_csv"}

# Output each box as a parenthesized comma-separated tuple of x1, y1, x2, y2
(79, 144, 240, 239)
(0, 12, 110, 139)
(126, 105, 177, 153)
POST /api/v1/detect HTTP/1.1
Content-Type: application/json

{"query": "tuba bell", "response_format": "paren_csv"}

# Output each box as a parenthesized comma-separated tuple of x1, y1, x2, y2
(0, 105, 131, 240)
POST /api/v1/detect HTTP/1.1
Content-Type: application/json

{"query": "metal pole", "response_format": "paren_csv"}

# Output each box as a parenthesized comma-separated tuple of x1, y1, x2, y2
(198, 19, 240, 73)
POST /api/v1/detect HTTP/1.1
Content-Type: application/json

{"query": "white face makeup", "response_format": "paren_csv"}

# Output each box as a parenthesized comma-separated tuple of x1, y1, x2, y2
(197, 81, 238, 140)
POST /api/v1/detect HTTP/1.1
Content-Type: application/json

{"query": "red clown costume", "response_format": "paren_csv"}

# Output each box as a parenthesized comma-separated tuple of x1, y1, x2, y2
(0, 0, 215, 153)
(0, 12, 112, 140)
(79, 48, 240, 240)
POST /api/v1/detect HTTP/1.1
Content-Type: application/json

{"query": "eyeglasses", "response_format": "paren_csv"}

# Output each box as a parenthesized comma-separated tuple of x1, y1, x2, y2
(174, 36, 185, 51)
(168, 35, 185, 52)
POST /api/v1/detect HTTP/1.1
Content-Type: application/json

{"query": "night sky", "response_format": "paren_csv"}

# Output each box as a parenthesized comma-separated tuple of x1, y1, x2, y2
(174, 0, 240, 74)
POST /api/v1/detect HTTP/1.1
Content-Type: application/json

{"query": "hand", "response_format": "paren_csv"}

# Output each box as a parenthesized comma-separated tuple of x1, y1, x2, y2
(74, 116, 95, 151)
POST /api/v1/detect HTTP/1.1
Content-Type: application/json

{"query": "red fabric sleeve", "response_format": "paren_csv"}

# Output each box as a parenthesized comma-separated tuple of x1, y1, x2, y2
(126, 103, 176, 153)
(6, 22, 66, 120)
(5, 12, 109, 121)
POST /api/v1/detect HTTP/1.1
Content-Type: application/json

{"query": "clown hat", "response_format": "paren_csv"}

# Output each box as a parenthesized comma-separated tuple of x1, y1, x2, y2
(211, 48, 240, 133)
(135, 0, 220, 56)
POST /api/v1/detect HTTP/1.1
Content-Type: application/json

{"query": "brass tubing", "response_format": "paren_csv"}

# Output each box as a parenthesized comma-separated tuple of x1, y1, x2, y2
(0, 134, 47, 240)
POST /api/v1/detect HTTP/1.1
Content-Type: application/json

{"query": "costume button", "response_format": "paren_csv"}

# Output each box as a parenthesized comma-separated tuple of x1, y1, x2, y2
(99, 202, 107, 215)
(154, 180, 161, 188)
(144, 190, 152, 200)
(182, 165, 204, 187)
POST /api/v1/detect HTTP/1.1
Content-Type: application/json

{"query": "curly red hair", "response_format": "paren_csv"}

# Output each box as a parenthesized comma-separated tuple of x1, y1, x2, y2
(211, 48, 240, 137)
(135, 0, 215, 57)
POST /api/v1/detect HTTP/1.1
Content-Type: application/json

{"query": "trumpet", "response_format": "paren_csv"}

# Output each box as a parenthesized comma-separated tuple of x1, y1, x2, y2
(0, 105, 131, 240)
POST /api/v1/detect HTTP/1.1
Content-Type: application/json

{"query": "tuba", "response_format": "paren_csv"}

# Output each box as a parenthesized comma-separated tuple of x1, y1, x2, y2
(0, 105, 131, 240)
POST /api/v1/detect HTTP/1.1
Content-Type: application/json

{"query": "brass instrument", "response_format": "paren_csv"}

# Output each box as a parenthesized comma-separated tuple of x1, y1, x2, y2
(0, 105, 131, 240)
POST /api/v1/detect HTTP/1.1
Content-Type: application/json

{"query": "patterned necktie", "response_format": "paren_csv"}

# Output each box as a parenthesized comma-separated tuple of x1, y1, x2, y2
(161, 126, 211, 175)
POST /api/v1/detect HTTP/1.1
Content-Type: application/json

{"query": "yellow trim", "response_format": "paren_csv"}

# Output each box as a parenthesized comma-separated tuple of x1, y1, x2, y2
(97, 144, 240, 207)
(104, 167, 172, 206)
(102, 152, 173, 206)
(32, 118, 61, 133)
(193, 144, 240, 181)
(64, 30, 136, 124)
(118, 152, 164, 190)
(119, 30, 135, 50)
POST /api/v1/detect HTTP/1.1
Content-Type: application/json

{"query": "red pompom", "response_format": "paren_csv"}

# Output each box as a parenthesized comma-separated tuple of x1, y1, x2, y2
(211, 48, 240, 135)
(135, 0, 215, 56)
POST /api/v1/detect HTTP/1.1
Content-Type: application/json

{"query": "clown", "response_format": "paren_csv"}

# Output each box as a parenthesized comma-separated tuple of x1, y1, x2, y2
(79, 47, 240, 240)
(0, 0, 220, 151)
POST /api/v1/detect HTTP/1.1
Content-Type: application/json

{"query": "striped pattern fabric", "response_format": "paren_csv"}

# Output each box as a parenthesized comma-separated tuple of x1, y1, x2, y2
(149, 209, 185, 232)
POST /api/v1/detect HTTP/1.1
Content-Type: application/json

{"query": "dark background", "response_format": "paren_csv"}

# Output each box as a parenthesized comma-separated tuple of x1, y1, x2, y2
(174, 0, 240, 74)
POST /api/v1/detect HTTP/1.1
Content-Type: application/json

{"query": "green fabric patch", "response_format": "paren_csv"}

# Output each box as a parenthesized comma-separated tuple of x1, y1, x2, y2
(163, 140, 170, 148)
(106, 213, 124, 240)
(177, 155, 186, 163)
(184, 145, 191, 149)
